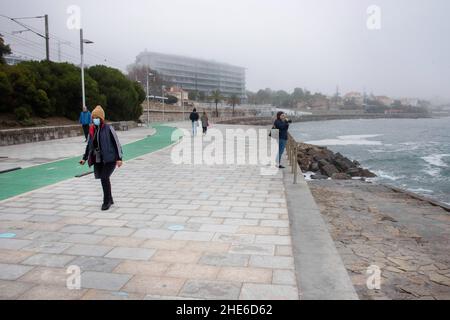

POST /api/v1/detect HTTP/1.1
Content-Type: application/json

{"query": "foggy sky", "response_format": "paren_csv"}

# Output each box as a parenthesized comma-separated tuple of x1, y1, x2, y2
(1, 0, 449, 103)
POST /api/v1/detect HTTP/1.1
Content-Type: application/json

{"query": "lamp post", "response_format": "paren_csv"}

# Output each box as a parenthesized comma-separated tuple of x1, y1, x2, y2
(80, 29, 94, 110)
(146, 72, 154, 127)
(162, 85, 166, 122)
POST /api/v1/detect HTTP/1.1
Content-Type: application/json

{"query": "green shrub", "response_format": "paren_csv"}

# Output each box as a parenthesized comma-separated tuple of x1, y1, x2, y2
(14, 105, 32, 121)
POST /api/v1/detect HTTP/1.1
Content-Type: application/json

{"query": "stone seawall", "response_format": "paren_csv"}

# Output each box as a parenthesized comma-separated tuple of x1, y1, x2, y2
(217, 113, 431, 126)
(0, 121, 137, 146)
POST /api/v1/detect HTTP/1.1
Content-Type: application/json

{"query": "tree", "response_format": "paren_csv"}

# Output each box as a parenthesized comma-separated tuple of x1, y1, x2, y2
(0, 36, 11, 65)
(188, 90, 199, 101)
(229, 94, 240, 116)
(88, 65, 145, 121)
(210, 90, 222, 117)
(126, 64, 171, 97)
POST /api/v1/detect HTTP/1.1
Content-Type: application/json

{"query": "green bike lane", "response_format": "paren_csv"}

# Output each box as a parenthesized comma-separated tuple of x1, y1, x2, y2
(0, 124, 183, 201)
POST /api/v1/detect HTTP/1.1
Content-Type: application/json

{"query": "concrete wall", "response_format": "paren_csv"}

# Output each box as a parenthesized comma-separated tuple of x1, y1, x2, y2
(217, 112, 432, 126)
(0, 121, 137, 146)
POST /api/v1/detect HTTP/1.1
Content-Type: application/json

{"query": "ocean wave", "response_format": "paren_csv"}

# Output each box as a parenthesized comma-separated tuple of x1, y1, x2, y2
(373, 170, 406, 181)
(407, 188, 434, 194)
(421, 154, 450, 168)
(422, 167, 441, 177)
(306, 134, 383, 146)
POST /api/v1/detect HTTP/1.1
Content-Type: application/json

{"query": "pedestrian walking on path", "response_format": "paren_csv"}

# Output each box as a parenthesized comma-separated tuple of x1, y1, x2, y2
(273, 111, 291, 169)
(201, 111, 209, 135)
(189, 108, 200, 136)
(79, 106, 92, 142)
(79, 105, 123, 211)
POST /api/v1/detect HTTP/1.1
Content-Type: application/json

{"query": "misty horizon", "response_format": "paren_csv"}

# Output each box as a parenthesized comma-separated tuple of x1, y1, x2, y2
(1, 0, 449, 103)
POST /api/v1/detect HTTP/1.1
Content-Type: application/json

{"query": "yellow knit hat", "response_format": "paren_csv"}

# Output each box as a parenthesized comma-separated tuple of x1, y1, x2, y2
(91, 105, 105, 121)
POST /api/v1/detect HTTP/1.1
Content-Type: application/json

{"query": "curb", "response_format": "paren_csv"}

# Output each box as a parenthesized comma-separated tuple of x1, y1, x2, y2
(283, 161, 359, 300)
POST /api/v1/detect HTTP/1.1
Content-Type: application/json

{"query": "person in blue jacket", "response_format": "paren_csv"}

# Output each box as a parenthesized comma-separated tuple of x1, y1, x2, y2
(273, 111, 292, 169)
(79, 106, 92, 142)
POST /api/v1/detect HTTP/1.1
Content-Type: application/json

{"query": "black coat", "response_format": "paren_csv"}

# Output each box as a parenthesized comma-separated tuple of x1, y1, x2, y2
(83, 124, 123, 166)
(189, 112, 199, 122)
(274, 119, 290, 140)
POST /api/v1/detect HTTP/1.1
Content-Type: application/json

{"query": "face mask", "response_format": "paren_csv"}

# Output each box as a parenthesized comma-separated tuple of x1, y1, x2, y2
(93, 118, 101, 126)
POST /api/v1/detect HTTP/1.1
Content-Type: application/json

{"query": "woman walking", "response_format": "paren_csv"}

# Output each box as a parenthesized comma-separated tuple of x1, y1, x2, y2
(200, 111, 209, 135)
(273, 111, 291, 169)
(79, 106, 123, 210)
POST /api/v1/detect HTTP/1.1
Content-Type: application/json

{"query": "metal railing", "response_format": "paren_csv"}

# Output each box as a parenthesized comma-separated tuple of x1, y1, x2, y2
(286, 132, 299, 184)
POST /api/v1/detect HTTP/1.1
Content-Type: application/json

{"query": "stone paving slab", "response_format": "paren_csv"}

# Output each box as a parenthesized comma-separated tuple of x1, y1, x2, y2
(0, 123, 301, 300)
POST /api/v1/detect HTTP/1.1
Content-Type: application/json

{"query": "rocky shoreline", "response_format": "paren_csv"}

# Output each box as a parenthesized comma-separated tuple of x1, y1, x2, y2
(296, 142, 376, 180)
(308, 179, 450, 300)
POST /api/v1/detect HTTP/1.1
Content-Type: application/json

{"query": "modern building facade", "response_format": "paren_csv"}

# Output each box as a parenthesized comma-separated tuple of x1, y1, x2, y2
(135, 51, 246, 100)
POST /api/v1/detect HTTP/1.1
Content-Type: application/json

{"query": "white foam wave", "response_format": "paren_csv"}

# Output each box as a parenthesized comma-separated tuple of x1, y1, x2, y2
(374, 170, 405, 181)
(407, 188, 434, 194)
(421, 154, 450, 168)
(306, 134, 383, 146)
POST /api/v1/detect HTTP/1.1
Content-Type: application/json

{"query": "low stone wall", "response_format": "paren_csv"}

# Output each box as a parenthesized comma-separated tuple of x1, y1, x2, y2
(0, 121, 137, 146)
(217, 112, 432, 125)
(141, 109, 253, 123)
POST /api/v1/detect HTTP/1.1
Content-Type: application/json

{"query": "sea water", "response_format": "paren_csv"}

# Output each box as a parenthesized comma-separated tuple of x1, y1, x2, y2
(290, 117, 450, 205)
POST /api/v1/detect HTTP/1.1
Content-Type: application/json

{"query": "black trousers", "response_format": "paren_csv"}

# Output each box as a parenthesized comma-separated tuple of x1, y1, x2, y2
(82, 125, 90, 140)
(202, 127, 207, 134)
(94, 162, 116, 204)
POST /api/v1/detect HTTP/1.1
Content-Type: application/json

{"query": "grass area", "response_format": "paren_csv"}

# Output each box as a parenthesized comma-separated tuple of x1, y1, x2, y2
(0, 124, 183, 201)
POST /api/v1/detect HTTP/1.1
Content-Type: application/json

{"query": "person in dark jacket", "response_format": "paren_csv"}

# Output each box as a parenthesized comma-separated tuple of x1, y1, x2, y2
(79, 106, 92, 142)
(200, 111, 209, 135)
(79, 105, 123, 211)
(273, 111, 291, 169)
(189, 108, 200, 136)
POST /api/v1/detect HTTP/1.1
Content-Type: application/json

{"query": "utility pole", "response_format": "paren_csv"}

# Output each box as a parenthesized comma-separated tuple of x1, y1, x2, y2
(79, 29, 94, 110)
(44, 14, 49, 61)
(5, 14, 50, 61)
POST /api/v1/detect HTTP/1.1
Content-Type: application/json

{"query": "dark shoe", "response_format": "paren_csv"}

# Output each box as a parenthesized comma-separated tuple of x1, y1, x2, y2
(279, 165, 285, 169)
(101, 202, 112, 211)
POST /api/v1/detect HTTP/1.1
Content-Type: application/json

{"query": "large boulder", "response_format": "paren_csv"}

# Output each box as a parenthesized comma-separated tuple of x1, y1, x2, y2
(310, 162, 320, 172)
(331, 173, 352, 180)
(321, 164, 339, 177)
(333, 154, 355, 171)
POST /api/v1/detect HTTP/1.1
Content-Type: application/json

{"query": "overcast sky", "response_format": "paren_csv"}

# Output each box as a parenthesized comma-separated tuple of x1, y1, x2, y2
(1, 0, 449, 102)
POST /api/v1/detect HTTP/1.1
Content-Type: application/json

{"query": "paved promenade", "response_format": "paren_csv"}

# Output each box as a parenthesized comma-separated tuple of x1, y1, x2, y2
(0, 122, 301, 299)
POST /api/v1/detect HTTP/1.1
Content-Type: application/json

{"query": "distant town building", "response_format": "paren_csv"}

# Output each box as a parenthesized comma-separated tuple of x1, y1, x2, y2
(4, 54, 31, 65)
(400, 98, 419, 107)
(166, 86, 189, 107)
(343, 92, 364, 106)
(135, 51, 246, 100)
(375, 96, 394, 106)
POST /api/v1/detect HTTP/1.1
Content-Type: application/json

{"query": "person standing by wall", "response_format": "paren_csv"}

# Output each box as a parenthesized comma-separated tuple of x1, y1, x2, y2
(273, 111, 291, 169)
(79, 106, 123, 211)
(79, 106, 92, 142)
(200, 111, 209, 135)
(189, 108, 200, 136)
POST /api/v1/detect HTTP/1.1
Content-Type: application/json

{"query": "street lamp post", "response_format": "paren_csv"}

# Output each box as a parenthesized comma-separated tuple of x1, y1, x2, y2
(162, 85, 166, 122)
(80, 29, 94, 110)
(146, 72, 154, 127)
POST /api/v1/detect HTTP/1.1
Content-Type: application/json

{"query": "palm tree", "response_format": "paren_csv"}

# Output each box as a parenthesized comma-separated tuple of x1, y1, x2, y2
(229, 94, 240, 117)
(211, 90, 222, 117)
